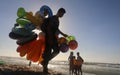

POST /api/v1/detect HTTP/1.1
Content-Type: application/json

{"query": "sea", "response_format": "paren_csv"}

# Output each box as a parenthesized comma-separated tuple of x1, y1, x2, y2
(0, 56, 120, 75)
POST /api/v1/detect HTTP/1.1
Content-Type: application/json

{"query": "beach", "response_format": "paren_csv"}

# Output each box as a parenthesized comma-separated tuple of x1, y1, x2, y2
(0, 56, 66, 75)
(0, 56, 120, 75)
(0, 64, 65, 75)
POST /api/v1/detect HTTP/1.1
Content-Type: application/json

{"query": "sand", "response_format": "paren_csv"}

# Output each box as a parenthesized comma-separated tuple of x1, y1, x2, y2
(0, 64, 66, 75)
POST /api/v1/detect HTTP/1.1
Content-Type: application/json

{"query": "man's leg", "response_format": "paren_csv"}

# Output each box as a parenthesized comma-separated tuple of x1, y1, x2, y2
(42, 45, 52, 74)
(48, 44, 60, 61)
(69, 65, 71, 75)
(80, 65, 82, 75)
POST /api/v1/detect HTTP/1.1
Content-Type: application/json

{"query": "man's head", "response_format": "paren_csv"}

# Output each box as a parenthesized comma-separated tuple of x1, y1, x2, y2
(77, 52, 80, 56)
(57, 8, 66, 18)
(70, 52, 73, 55)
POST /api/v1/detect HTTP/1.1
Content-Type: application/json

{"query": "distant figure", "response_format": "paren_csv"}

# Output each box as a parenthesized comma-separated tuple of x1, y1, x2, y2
(29, 60, 32, 66)
(41, 8, 67, 74)
(76, 52, 84, 75)
(68, 52, 74, 75)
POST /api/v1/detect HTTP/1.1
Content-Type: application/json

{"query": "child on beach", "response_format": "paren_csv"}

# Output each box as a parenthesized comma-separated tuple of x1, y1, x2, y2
(73, 56, 78, 75)
(68, 52, 84, 75)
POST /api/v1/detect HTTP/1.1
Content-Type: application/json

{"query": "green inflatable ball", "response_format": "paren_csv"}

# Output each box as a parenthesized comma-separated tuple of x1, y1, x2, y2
(17, 7, 26, 18)
(16, 18, 30, 27)
(66, 36, 76, 42)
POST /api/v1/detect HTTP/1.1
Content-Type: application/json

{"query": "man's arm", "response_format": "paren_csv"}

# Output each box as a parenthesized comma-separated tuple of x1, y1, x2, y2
(58, 29, 68, 37)
(80, 56, 84, 62)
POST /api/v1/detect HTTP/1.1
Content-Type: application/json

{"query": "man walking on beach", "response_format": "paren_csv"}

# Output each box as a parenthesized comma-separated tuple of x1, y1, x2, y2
(41, 8, 67, 74)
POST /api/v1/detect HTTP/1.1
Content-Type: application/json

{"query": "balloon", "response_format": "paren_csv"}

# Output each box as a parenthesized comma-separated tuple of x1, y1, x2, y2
(28, 11, 33, 16)
(17, 7, 26, 18)
(16, 34, 45, 63)
(16, 18, 30, 27)
(9, 32, 21, 40)
(39, 5, 53, 17)
(59, 43, 69, 53)
(69, 40, 78, 50)
(24, 23, 36, 30)
(66, 36, 76, 42)
(26, 12, 43, 26)
(58, 37, 67, 44)
(12, 27, 33, 36)
(16, 33, 37, 45)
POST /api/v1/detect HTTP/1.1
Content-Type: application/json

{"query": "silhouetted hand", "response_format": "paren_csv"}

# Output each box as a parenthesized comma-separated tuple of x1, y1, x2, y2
(63, 34, 68, 37)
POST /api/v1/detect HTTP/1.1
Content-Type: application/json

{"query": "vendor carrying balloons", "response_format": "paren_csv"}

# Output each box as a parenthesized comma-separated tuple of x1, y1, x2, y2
(41, 8, 68, 74)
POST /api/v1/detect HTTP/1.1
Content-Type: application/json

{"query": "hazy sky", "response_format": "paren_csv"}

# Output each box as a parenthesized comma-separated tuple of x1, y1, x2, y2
(0, 0, 120, 63)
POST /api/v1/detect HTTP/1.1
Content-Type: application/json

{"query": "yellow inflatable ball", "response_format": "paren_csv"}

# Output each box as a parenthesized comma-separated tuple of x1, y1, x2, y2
(26, 12, 43, 27)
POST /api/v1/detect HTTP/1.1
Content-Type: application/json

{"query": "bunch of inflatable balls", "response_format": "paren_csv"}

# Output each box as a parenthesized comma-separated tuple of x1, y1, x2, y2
(58, 36, 78, 53)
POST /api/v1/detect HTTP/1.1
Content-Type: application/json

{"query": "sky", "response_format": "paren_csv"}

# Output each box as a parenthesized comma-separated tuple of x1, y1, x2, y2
(0, 0, 120, 64)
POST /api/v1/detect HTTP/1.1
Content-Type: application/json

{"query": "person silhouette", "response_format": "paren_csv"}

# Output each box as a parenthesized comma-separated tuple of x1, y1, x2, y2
(76, 52, 84, 75)
(41, 8, 68, 74)
(68, 52, 74, 75)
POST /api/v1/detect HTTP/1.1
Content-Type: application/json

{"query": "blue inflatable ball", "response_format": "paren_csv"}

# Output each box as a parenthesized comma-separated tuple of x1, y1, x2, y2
(24, 23, 36, 30)
(39, 5, 53, 17)
(12, 27, 33, 37)
(59, 43, 69, 53)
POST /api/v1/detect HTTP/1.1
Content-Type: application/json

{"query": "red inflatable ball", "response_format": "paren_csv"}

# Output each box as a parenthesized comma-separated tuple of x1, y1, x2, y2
(59, 43, 69, 53)
(69, 40, 78, 50)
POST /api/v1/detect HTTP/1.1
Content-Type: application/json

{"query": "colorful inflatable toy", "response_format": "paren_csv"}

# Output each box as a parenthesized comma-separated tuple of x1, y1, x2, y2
(9, 6, 79, 64)
(59, 43, 69, 53)
(66, 36, 76, 42)
(16, 18, 31, 27)
(58, 37, 67, 44)
(17, 7, 26, 18)
(68, 40, 78, 50)
(39, 5, 53, 17)
(26, 12, 43, 26)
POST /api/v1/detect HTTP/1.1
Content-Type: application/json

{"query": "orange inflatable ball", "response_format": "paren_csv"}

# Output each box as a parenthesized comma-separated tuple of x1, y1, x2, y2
(69, 40, 78, 50)
(58, 37, 67, 44)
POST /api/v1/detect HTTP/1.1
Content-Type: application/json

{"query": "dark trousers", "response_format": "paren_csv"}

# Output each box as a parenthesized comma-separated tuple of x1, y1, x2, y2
(42, 36, 60, 71)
